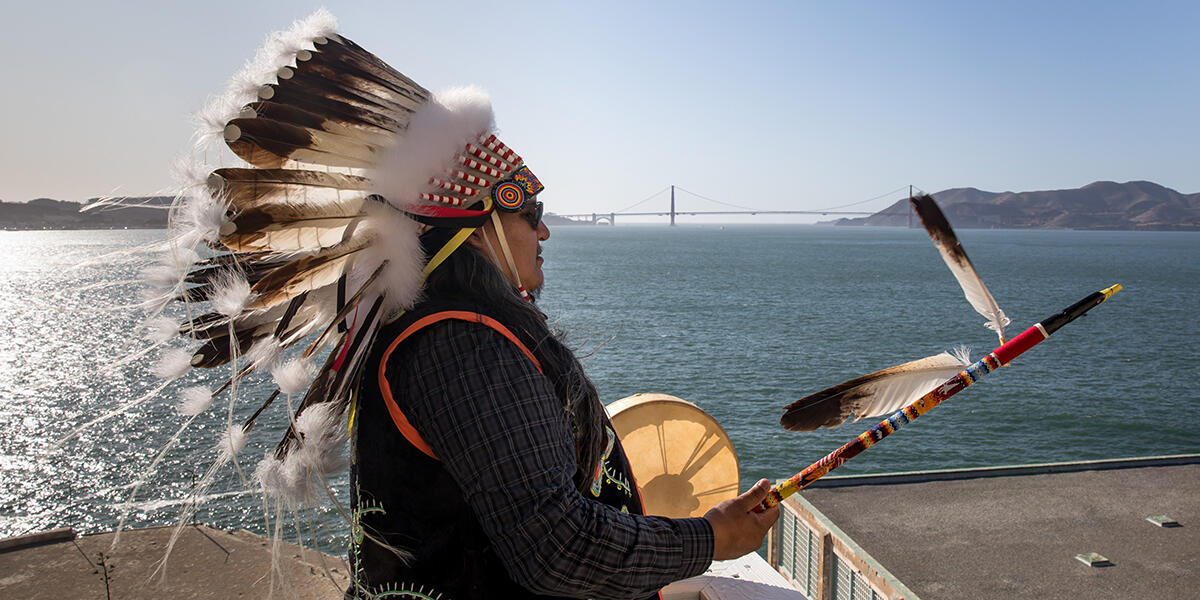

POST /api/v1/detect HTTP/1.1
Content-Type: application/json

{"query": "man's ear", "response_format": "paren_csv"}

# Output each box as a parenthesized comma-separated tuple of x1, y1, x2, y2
(464, 224, 489, 251)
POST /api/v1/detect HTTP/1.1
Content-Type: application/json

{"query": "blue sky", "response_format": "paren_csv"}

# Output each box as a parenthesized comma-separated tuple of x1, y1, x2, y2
(3, 1, 1197, 221)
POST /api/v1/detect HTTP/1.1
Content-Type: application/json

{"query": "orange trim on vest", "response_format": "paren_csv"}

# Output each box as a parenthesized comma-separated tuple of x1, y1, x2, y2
(378, 311, 544, 460)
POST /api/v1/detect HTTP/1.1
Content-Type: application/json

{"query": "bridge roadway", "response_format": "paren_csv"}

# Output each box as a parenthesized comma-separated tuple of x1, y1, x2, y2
(554, 209, 907, 225)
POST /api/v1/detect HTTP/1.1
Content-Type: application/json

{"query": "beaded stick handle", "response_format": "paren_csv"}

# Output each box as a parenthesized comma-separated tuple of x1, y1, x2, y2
(753, 284, 1122, 513)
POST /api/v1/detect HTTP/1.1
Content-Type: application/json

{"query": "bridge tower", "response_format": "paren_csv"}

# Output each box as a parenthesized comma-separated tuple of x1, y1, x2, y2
(670, 185, 676, 226)
(907, 185, 913, 228)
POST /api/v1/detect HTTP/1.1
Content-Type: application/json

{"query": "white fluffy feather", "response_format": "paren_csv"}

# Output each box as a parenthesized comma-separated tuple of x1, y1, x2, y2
(169, 156, 211, 191)
(152, 347, 194, 380)
(217, 424, 249, 461)
(210, 270, 253, 317)
(179, 191, 228, 246)
(141, 264, 184, 290)
(245, 337, 283, 369)
(140, 242, 200, 290)
(137, 287, 174, 313)
(359, 203, 424, 313)
(177, 386, 214, 416)
(271, 358, 315, 395)
(255, 402, 347, 503)
(167, 246, 201, 271)
(193, 92, 244, 150)
(253, 455, 291, 500)
(294, 402, 347, 470)
(143, 317, 180, 343)
(371, 86, 494, 211)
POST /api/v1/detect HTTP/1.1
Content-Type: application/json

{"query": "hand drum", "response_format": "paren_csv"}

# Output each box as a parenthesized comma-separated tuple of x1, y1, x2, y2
(607, 393, 740, 518)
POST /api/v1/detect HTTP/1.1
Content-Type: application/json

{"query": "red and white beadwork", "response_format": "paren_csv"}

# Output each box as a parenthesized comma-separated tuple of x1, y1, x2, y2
(419, 193, 465, 206)
(480, 134, 522, 164)
(457, 156, 503, 179)
(454, 171, 489, 186)
(429, 178, 476, 196)
(464, 144, 513, 173)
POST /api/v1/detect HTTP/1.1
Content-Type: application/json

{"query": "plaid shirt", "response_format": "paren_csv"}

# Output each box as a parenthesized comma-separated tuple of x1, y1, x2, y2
(389, 318, 714, 599)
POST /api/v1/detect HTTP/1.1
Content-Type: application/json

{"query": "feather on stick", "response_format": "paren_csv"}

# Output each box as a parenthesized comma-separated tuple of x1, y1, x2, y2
(781, 350, 970, 431)
(910, 194, 1011, 343)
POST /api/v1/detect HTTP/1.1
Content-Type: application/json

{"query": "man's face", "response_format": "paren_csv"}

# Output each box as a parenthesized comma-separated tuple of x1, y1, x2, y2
(487, 200, 550, 292)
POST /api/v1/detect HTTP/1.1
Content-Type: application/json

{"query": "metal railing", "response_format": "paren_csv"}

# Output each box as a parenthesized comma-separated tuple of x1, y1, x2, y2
(769, 494, 918, 600)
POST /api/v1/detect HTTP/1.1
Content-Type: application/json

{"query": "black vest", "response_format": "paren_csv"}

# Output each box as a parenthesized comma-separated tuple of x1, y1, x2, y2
(346, 301, 652, 599)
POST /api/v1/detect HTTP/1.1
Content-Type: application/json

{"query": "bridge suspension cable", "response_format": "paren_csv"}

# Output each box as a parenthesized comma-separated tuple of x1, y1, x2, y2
(672, 186, 758, 211)
(614, 186, 671, 214)
(810, 185, 913, 212)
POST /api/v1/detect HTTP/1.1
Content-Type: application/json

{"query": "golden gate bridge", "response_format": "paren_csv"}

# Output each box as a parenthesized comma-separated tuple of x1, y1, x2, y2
(552, 185, 917, 225)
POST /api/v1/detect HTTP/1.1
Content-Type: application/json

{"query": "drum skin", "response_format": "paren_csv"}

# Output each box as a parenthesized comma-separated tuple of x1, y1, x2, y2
(607, 393, 741, 518)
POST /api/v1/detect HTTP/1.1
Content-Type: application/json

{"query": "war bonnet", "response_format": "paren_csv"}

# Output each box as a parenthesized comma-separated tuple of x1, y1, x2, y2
(138, 8, 544, 504)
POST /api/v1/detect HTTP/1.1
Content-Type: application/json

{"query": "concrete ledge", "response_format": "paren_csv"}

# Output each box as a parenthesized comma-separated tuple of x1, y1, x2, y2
(0, 524, 348, 599)
(0, 527, 76, 553)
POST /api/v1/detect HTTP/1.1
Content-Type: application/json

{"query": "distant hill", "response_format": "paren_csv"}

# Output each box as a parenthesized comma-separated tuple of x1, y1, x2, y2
(827, 181, 1200, 231)
(1, 197, 171, 230)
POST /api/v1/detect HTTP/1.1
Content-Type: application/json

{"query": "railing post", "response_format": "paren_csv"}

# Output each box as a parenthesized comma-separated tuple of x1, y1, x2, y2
(818, 532, 833, 600)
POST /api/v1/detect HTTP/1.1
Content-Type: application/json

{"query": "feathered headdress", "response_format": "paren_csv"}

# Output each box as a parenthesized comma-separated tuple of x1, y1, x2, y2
(104, 9, 545, 508)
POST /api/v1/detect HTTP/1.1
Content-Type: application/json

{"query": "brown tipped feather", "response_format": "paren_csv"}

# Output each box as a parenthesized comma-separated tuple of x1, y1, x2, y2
(781, 352, 968, 431)
(225, 117, 379, 170)
(279, 68, 419, 120)
(221, 214, 366, 253)
(910, 194, 1011, 342)
(244, 101, 395, 147)
(209, 168, 371, 212)
(226, 203, 364, 234)
(257, 82, 405, 133)
(191, 331, 265, 369)
(307, 36, 430, 107)
(245, 240, 367, 311)
(185, 257, 291, 289)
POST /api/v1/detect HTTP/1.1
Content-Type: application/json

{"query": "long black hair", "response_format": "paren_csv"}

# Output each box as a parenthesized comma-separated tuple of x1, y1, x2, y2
(418, 226, 606, 491)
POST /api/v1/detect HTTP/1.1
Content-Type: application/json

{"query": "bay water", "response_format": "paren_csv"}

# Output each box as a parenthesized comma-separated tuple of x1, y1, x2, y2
(1, 225, 1197, 551)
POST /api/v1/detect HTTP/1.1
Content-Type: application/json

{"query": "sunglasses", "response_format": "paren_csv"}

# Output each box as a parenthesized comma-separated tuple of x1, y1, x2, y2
(519, 200, 544, 229)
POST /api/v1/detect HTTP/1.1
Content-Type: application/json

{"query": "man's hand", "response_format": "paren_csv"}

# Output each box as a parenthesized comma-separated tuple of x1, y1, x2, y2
(703, 478, 780, 560)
